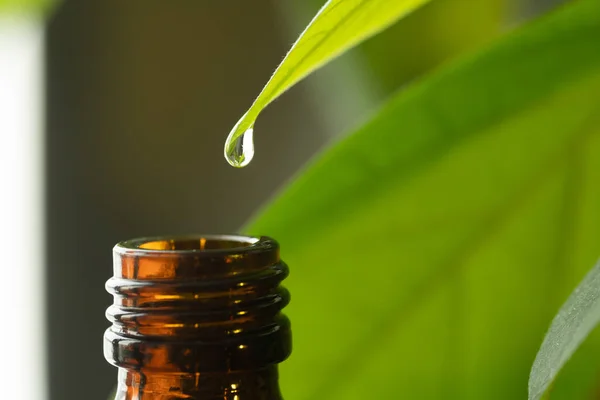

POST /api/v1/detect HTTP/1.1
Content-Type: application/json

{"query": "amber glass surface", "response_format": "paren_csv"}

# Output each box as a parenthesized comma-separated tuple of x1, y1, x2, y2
(104, 235, 291, 400)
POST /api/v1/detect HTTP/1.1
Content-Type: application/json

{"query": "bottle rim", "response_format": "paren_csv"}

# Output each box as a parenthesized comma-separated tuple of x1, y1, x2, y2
(114, 234, 277, 256)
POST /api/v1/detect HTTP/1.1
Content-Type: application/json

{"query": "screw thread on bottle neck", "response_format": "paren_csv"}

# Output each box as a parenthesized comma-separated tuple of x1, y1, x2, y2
(104, 235, 291, 399)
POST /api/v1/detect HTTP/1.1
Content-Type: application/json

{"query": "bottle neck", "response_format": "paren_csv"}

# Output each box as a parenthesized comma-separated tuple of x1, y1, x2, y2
(114, 366, 283, 400)
(104, 235, 291, 400)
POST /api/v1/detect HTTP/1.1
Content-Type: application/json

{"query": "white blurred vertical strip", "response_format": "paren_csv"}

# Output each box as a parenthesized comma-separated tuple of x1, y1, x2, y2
(0, 14, 46, 400)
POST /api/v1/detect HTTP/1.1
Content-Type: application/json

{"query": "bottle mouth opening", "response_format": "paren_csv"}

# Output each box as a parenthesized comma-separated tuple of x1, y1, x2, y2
(115, 234, 273, 255)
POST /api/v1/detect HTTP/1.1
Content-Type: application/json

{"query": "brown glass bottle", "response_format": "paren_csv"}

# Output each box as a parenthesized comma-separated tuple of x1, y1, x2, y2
(104, 235, 291, 400)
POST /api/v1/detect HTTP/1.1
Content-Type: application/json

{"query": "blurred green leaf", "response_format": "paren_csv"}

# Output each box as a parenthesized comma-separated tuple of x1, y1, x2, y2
(225, 0, 430, 162)
(529, 259, 600, 400)
(246, 0, 600, 398)
(0, 0, 55, 14)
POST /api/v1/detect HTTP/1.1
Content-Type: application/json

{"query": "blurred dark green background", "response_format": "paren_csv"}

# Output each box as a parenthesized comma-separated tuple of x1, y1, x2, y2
(40, 1, 564, 399)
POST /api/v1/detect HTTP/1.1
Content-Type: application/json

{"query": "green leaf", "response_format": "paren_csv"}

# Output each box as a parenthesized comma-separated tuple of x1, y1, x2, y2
(529, 259, 600, 400)
(245, 0, 600, 398)
(224, 0, 430, 166)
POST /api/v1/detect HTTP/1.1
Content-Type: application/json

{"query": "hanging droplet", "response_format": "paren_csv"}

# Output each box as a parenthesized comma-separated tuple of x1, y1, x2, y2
(224, 126, 254, 168)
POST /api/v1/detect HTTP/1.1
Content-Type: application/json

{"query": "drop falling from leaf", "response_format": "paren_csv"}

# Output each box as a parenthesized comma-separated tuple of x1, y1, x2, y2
(224, 126, 255, 168)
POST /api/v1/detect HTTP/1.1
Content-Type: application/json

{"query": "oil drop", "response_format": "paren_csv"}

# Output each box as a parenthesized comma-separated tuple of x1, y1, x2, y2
(224, 126, 254, 168)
